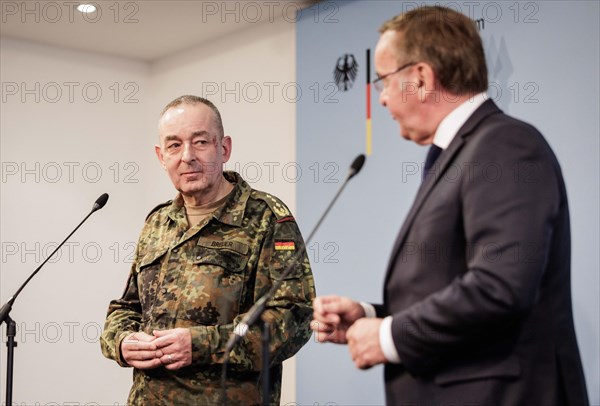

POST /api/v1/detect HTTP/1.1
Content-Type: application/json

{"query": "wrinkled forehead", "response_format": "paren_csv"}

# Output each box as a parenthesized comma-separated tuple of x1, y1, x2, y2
(157, 103, 220, 140)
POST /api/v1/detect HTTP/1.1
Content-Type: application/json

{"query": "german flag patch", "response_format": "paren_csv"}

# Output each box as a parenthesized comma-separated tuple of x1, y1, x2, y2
(275, 241, 295, 251)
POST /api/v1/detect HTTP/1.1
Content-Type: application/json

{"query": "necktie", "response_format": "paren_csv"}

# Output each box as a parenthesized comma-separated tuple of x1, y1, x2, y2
(423, 144, 443, 181)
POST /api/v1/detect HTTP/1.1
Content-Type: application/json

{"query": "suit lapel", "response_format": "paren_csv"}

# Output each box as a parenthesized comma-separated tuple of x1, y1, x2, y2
(384, 100, 502, 286)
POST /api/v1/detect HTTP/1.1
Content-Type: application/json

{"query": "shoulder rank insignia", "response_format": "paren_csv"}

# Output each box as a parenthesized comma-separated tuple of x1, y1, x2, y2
(266, 193, 291, 218)
(145, 200, 172, 221)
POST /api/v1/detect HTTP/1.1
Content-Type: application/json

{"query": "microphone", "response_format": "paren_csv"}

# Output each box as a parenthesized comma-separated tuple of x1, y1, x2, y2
(348, 154, 366, 180)
(224, 154, 366, 355)
(304, 153, 365, 244)
(92, 193, 109, 212)
(0, 193, 109, 324)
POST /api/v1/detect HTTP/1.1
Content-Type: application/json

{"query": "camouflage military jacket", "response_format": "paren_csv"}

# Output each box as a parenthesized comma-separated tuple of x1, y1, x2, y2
(100, 172, 315, 405)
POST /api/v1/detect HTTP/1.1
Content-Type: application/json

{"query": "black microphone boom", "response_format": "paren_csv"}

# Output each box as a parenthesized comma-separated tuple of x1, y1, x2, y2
(0, 193, 108, 404)
(0, 193, 110, 323)
(224, 154, 366, 355)
(305, 153, 365, 244)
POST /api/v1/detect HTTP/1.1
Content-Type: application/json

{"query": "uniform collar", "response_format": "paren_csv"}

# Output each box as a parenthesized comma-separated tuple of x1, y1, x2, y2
(166, 171, 250, 227)
(212, 171, 251, 227)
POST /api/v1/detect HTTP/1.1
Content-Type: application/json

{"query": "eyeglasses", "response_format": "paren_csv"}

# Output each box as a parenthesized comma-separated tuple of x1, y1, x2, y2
(373, 62, 417, 93)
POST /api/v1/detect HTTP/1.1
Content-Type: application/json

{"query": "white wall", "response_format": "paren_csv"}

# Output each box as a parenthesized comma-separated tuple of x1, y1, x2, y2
(0, 36, 152, 404)
(0, 15, 298, 405)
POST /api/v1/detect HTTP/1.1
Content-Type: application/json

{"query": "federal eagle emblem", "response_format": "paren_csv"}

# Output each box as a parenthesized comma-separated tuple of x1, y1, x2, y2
(333, 53, 359, 91)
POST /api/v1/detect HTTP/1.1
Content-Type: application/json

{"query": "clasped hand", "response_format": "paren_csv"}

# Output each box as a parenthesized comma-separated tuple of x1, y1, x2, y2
(311, 295, 387, 369)
(121, 328, 192, 370)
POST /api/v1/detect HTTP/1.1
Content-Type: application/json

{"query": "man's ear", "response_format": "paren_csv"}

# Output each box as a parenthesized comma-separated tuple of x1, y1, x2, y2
(416, 63, 437, 103)
(155, 144, 166, 169)
(221, 135, 232, 163)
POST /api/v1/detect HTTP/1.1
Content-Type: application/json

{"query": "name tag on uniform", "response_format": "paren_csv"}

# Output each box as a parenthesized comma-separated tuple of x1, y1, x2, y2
(197, 238, 249, 255)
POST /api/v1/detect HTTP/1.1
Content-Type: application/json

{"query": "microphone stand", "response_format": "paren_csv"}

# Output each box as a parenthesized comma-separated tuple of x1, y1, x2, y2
(220, 155, 366, 405)
(0, 193, 109, 404)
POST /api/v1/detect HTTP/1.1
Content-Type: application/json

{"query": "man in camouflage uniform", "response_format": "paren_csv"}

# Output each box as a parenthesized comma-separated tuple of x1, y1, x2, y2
(101, 95, 315, 405)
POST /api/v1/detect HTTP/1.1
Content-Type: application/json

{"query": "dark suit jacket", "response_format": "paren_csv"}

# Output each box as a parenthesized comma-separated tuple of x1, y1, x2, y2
(375, 100, 589, 406)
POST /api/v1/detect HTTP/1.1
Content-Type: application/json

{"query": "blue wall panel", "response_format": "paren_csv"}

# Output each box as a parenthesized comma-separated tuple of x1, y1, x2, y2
(296, 1, 599, 404)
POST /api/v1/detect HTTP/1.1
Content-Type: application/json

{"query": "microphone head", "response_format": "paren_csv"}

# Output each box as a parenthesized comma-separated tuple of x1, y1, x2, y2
(348, 154, 366, 179)
(92, 193, 109, 212)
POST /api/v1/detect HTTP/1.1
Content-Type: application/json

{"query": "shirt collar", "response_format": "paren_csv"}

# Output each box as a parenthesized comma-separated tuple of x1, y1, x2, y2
(433, 92, 488, 149)
(167, 171, 250, 227)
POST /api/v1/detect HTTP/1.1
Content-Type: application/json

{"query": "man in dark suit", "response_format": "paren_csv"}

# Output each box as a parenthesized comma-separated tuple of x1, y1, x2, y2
(311, 6, 589, 405)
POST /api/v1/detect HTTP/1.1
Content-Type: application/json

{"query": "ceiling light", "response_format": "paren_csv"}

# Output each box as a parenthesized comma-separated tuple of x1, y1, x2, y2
(77, 4, 97, 13)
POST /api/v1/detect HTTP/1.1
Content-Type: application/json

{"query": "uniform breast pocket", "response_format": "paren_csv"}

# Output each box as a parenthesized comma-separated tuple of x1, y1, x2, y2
(176, 246, 249, 326)
(136, 250, 168, 322)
